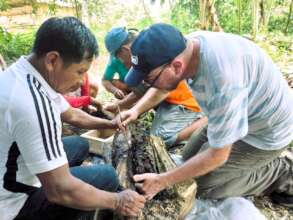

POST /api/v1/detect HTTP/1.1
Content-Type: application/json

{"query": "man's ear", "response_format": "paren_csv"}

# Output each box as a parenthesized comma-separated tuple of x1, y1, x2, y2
(172, 59, 184, 77)
(44, 51, 61, 73)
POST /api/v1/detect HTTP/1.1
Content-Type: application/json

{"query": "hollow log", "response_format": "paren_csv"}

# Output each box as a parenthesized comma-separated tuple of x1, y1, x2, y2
(111, 121, 197, 220)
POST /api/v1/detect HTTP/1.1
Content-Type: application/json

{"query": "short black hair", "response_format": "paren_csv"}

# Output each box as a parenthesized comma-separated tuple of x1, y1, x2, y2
(32, 17, 98, 64)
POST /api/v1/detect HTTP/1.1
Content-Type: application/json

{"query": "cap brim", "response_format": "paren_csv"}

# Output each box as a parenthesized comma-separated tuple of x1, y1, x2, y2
(124, 67, 146, 87)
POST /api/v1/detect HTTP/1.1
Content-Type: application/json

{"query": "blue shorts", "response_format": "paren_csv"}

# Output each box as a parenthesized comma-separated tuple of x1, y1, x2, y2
(151, 102, 203, 148)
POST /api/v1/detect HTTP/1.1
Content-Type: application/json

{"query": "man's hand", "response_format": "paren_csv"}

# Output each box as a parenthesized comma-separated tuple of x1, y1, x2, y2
(104, 103, 118, 114)
(133, 173, 168, 200)
(113, 89, 125, 99)
(114, 109, 140, 130)
(84, 105, 97, 114)
(91, 98, 102, 111)
(115, 189, 146, 217)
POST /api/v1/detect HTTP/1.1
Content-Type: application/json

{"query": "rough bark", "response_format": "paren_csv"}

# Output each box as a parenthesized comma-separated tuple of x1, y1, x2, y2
(199, 0, 208, 30)
(207, 0, 222, 32)
(111, 121, 197, 220)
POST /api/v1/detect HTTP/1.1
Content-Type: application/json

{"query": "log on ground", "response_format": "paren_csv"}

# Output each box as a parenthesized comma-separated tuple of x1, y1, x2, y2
(111, 122, 197, 220)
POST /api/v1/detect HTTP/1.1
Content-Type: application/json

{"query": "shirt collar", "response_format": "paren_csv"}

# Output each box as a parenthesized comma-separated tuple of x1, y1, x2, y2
(17, 56, 59, 99)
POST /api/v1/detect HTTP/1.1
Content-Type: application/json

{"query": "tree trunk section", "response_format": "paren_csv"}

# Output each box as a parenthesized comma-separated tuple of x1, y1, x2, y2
(199, 0, 222, 32)
(111, 122, 197, 220)
(284, 0, 292, 34)
(199, 0, 208, 30)
(237, 0, 242, 34)
(207, 0, 223, 32)
(252, 0, 259, 39)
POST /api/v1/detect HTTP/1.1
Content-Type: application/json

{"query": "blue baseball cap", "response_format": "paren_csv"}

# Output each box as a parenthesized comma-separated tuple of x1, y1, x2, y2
(105, 27, 128, 56)
(125, 23, 186, 87)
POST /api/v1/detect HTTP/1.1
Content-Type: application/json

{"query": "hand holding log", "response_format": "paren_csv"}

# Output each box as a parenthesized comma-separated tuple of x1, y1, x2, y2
(114, 109, 140, 130)
(115, 189, 146, 217)
(133, 173, 169, 200)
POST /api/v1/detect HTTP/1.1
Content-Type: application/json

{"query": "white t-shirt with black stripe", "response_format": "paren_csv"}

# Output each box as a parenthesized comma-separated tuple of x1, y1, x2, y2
(0, 57, 69, 220)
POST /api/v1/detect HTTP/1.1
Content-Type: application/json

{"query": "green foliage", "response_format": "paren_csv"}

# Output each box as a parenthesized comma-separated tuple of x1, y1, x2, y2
(48, 2, 58, 15)
(170, 0, 200, 33)
(0, 0, 291, 66)
(0, 0, 9, 11)
(215, 0, 252, 33)
(170, 0, 292, 35)
(0, 27, 35, 63)
(135, 17, 153, 30)
(269, 10, 292, 34)
(254, 32, 292, 73)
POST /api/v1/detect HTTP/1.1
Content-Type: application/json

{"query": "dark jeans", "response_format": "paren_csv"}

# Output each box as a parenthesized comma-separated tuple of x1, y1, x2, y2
(14, 136, 119, 220)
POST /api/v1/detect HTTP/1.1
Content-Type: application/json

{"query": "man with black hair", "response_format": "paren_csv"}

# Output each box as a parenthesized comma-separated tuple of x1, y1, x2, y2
(0, 17, 145, 220)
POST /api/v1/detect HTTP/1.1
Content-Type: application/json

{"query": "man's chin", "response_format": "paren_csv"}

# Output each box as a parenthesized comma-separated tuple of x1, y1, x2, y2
(165, 83, 180, 91)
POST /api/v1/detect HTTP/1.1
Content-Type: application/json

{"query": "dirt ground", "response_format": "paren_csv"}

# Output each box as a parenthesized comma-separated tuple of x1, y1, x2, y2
(64, 122, 293, 220)
(253, 147, 293, 220)
(253, 196, 293, 220)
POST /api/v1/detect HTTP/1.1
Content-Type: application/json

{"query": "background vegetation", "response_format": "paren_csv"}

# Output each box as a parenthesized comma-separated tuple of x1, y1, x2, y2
(0, 26, 34, 63)
(0, 0, 292, 72)
(0, 2, 292, 219)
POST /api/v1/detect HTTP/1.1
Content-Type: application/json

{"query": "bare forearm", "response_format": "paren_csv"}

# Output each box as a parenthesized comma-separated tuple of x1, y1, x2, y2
(117, 92, 140, 109)
(102, 80, 118, 94)
(132, 88, 169, 115)
(62, 108, 115, 129)
(162, 146, 231, 186)
(50, 176, 117, 211)
(176, 116, 208, 144)
(39, 165, 118, 211)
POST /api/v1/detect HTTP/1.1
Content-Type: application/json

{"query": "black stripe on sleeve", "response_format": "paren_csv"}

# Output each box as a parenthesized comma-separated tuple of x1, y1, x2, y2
(33, 79, 57, 159)
(26, 74, 51, 161)
(41, 91, 62, 157)
(46, 98, 62, 157)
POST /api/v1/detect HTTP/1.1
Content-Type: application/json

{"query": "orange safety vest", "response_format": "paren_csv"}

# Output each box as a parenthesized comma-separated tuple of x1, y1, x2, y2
(165, 80, 201, 112)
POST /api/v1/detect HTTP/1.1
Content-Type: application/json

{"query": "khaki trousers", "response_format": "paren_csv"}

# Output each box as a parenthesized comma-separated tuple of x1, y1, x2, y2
(182, 126, 293, 199)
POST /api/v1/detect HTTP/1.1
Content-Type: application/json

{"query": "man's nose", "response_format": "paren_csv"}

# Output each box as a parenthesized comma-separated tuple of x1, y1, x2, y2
(78, 77, 84, 86)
